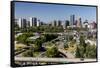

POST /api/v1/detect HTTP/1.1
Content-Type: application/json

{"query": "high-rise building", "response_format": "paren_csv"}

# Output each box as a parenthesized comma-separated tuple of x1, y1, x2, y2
(52, 20, 57, 26)
(30, 17, 38, 27)
(27, 21, 30, 27)
(57, 20, 62, 26)
(37, 20, 40, 27)
(15, 18, 27, 28)
(70, 15, 75, 26)
(29, 17, 33, 27)
(14, 18, 19, 27)
(16, 18, 27, 28)
(17, 18, 22, 28)
(40, 21, 44, 25)
(77, 17, 82, 28)
(74, 20, 78, 26)
(79, 17, 82, 28)
(64, 20, 70, 29)
(21, 18, 27, 28)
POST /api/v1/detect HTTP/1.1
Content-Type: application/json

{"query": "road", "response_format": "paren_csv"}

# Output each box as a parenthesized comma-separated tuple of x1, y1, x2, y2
(15, 46, 31, 56)
(57, 41, 75, 58)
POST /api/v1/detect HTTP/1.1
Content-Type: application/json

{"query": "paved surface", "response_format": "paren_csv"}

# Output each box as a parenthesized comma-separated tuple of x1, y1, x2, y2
(15, 57, 97, 63)
(58, 49, 75, 58)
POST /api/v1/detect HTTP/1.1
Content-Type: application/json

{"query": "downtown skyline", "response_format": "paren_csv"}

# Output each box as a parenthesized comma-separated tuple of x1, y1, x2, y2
(15, 2, 97, 23)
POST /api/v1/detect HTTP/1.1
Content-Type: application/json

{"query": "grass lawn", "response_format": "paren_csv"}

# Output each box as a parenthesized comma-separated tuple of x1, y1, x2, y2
(15, 43, 26, 50)
(65, 41, 77, 54)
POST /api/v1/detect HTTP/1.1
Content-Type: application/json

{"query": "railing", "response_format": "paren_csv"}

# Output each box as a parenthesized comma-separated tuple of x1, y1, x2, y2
(15, 57, 96, 63)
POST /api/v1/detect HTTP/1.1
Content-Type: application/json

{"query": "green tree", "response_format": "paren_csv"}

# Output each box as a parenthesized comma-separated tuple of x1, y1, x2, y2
(22, 45, 34, 57)
(69, 35, 73, 41)
(25, 38, 33, 45)
(85, 44, 96, 58)
(75, 35, 86, 58)
(22, 50, 34, 57)
(76, 36, 96, 58)
(75, 46, 81, 58)
(16, 34, 27, 44)
(75, 45, 85, 58)
(34, 38, 43, 51)
(45, 46, 59, 57)
(16, 33, 33, 45)
(64, 42, 69, 48)
(79, 35, 85, 46)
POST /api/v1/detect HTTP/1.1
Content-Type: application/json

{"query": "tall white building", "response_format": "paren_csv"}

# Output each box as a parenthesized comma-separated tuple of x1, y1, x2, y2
(29, 17, 39, 27)
(15, 18, 27, 28)
(18, 18, 22, 28)
(29, 17, 33, 27)
(37, 20, 40, 26)
(21, 18, 27, 28)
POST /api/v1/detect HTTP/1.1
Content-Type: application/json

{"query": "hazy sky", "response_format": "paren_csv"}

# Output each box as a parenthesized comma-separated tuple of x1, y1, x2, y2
(15, 2, 97, 23)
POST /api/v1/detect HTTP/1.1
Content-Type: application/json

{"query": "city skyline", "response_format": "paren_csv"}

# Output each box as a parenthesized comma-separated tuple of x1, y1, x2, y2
(15, 2, 96, 23)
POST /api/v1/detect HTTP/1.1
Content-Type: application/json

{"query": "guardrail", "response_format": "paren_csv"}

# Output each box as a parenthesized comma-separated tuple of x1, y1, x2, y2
(15, 57, 96, 63)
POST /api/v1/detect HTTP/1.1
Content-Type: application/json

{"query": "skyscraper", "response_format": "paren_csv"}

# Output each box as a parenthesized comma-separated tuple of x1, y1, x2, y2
(21, 18, 27, 28)
(14, 19, 18, 26)
(52, 20, 57, 27)
(15, 18, 27, 28)
(37, 20, 40, 27)
(57, 20, 62, 26)
(70, 15, 75, 26)
(64, 20, 69, 29)
(18, 18, 22, 28)
(29, 17, 33, 27)
(30, 17, 38, 27)
(27, 21, 30, 27)
(74, 20, 78, 26)
(79, 18, 82, 27)
(77, 17, 82, 28)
